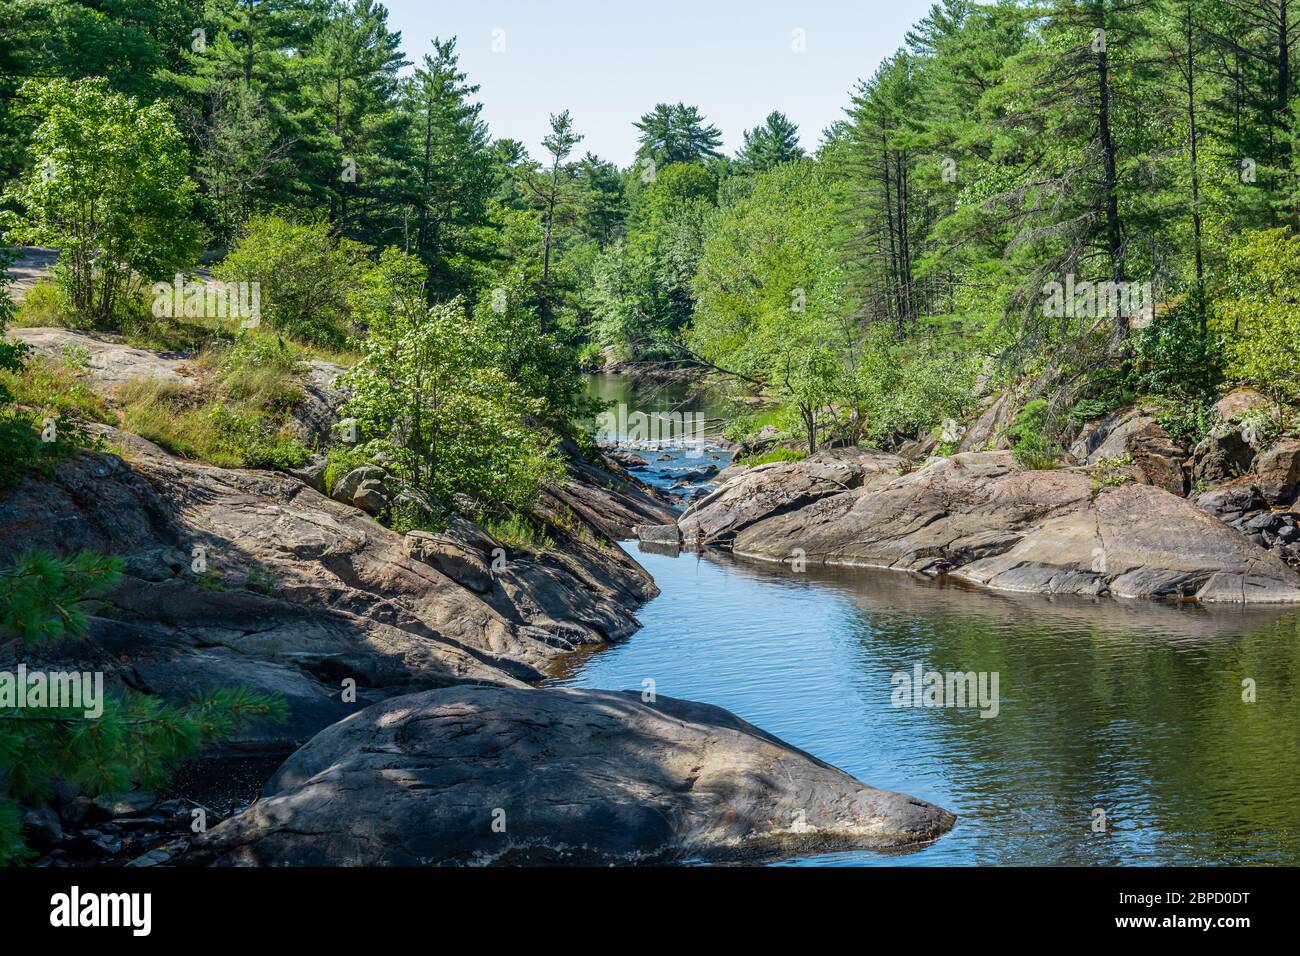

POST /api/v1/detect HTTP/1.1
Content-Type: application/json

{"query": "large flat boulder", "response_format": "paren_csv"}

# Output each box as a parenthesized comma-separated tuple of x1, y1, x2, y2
(678, 448, 904, 547)
(726, 452, 1300, 604)
(184, 685, 955, 866)
(10, 327, 195, 389)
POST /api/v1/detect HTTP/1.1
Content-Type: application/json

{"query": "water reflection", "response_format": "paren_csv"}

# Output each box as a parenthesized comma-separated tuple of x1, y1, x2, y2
(547, 544, 1300, 866)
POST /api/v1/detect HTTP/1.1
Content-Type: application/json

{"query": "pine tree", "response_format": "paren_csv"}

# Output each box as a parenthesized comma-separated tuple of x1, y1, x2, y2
(520, 111, 584, 327)
(0, 550, 286, 865)
(399, 37, 495, 301)
(298, 0, 409, 241)
(634, 102, 723, 166)
(736, 111, 805, 172)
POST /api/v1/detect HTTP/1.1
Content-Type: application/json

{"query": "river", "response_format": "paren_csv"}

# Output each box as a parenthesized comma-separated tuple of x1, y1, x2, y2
(552, 375, 1300, 866)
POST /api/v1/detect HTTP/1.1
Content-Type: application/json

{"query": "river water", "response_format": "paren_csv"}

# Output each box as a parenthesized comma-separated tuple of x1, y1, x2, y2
(550, 375, 1300, 866)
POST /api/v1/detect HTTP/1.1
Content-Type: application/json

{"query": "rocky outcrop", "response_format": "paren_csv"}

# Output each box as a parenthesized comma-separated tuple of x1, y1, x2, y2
(541, 435, 677, 541)
(1070, 409, 1188, 496)
(4, 246, 58, 302)
(1213, 388, 1271, 420)
(1197, 478, 1300, 568)
(330, 464, 389, 511)
(11, 327, 195, 389)
(1251, 438, 1300, 506)
(1193, 427, 1256, 486)
(684, 451, 1300, 603)
(678, 448, 905, 548)
(0, 443, 662, 752)
(290, 359, 349, 449)
(956, 390, 1016, 453)
(183, 685, 955, 866)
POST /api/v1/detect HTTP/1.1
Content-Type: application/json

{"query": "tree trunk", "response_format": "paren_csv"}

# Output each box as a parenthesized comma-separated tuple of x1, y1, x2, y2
(1096, 40, 1127, 339)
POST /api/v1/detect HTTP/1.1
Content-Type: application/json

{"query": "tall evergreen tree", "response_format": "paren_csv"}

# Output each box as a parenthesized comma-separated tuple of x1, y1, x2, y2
(399, 37, 494, 300)
(736, 111, 805, 172)
(633, 102, 723, 166)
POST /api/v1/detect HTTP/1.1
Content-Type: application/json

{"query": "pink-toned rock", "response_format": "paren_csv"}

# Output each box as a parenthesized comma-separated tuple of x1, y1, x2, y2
(1213, 388, 1271, 421)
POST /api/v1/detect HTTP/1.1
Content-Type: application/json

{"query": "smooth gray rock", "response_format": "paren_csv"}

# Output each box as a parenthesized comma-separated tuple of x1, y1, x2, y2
(10, 327, 195, 389)
(185, 686, 955, 866)
(406, 520, 495, 593)
(1072, 409, 1187, 496)
(291, 360, 350, 448)
(716, 452, 1300, 604)
(21, 807, 64, 850)
(351, 477, 389, 515)
(1193, 428, 1255, 486)
(636, 523, 681, 548)
(1197, 483, 1264, 521)
(287, 454, 328, 492)
(330, 465, 387, 505)
(679, 449, 904, 548)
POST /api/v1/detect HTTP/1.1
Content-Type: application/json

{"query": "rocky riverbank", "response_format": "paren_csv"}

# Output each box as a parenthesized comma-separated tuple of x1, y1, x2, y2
(639, 447, 1300, 604)
(2, 329, 956, 865)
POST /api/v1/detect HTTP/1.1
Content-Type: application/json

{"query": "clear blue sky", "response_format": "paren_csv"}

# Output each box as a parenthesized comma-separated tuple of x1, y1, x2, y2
(383, 0, 939, 167)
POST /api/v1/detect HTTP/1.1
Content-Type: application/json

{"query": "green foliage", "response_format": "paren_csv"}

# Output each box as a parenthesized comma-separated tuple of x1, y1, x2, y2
(1009, 399, 1059, 470)
(844, 332, 983, 446)
(1091, 453, 1135, 488)
(340, 248, 563, 512)
(0, 550, 123, 645)
(324, 443, 373, 496)
(736, 111, 805, 173)
(0, 549, 287, 864)
(2, 77, 200, 328)
(1130, 302, 1226, 402)
(215, 215, 369, 347)
(740, 447, 807, 467)
(483, 514, 555, 552)
(117, 334, 310, 469)
(1217, 229, 1300, 404)
(722, 409, 783, 445)
(400, 37, 496, 300)
(1, 354, 113, 427)
(634, 103, 723, 166)
(472, 274, 594, 428)
(12, 280, 67, 327)
(1154, 401, 1215, 448)
(0, 263, 107, 487)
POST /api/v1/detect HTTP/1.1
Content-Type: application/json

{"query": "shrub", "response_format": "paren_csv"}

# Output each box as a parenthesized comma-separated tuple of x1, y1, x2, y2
(340, 248, 563, 512)
(2, 77, 200, 329)
(1091, 453, 1135, 487)
(13, 280, 68, 327)
(1129, 300, 1225, 402)
(1009, 398, 1059, 470)
(1216, 229, 1300, 404)
(214, 215, 369, 348)
(0, 270, 108, 487)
